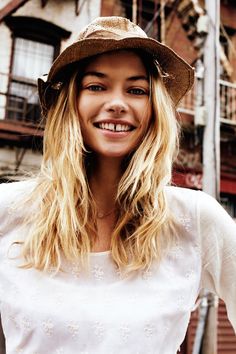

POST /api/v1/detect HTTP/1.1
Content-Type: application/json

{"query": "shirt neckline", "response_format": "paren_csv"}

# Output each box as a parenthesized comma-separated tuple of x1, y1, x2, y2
(89, 250, 111, 256)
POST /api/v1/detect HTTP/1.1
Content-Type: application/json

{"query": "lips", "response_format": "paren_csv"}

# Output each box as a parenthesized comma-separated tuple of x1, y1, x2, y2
(94, 121, 135, 132)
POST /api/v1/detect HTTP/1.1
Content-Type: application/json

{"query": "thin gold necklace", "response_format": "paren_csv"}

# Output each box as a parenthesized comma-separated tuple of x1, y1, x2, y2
(97, 208, 116, 219)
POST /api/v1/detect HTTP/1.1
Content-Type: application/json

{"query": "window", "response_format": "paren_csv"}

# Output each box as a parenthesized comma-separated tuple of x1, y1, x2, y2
(8, 37, 55, 122)
(4, 16, 71, 124)
(12, 38, 54, 81)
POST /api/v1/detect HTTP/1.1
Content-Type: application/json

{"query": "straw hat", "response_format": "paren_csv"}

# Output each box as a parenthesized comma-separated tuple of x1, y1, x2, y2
(38, 16, 194, 114)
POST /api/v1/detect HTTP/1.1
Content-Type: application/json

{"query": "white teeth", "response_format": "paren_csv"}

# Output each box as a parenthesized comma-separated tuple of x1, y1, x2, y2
(117, 125, 130, 132)
(98, 123, 132, 132)
(116, 124, 122, 131)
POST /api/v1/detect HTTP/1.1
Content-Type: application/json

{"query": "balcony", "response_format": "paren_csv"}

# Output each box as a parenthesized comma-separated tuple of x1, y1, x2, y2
(219, 79, 236, 125)
(178, 77, 236, 125)
(0, 72, 43, 145)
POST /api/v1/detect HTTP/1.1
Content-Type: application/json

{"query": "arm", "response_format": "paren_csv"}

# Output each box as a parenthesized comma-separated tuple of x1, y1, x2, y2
(0, 182, 23, 354)
(0, 316, 5, 354)
(198, 191, 236, 332)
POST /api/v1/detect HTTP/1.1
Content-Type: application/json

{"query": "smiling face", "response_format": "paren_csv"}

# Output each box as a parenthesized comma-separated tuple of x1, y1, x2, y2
(77, 50, 152, 159)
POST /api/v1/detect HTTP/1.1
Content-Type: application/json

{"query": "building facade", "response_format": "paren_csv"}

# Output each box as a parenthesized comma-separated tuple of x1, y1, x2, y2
(0, 0, 101, 181)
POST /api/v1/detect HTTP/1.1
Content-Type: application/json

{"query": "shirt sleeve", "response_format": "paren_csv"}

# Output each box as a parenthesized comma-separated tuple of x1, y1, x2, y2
(0, 182, 14, 237)
(198, 191, 236, 332)
(0, 316, 5, 354)
(0, 183, 12, 353)
(0, 180, 36, 237)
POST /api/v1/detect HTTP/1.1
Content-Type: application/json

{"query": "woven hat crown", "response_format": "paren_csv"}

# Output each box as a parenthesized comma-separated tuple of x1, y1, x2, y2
(77, 17, 147, 41)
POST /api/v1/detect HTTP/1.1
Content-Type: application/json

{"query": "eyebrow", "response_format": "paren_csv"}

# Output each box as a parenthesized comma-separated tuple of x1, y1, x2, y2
(82, 71, 149, 82)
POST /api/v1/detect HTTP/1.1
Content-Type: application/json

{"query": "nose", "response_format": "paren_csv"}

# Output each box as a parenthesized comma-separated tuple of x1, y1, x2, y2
(104, 96, 128, 115)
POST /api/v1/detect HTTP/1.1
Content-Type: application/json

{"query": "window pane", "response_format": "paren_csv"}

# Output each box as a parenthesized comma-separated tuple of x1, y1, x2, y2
(8, 37, 55, 122)
(12, 37, 54, 80)
(10, 81, 38, 104)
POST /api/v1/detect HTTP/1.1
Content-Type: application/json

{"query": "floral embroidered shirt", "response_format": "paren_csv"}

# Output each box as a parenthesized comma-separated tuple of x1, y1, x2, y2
(0, 181, 235, 354)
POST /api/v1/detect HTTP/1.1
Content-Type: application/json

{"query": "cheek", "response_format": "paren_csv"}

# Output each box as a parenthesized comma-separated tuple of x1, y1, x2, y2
(77, 98, 93, 130)
(77, 93, 101, 123)
(77, 96, 86, 119)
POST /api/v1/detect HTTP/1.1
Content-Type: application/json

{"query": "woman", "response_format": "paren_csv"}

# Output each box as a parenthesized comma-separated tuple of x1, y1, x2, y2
(0, 16, 235, 354)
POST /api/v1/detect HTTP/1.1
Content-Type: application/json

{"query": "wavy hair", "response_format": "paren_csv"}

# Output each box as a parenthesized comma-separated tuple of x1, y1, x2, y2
(20, 51, 179, 273)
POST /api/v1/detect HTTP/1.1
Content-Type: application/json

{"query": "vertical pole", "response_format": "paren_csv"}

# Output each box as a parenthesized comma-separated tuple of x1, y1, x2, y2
(138, 0, 142, 27)
(201, 0, 220, 353)
(153, 0, 157, 38)
(132, 0, 137, 24)
(203, 1, 220, 199)
(160, 0, 165, 43)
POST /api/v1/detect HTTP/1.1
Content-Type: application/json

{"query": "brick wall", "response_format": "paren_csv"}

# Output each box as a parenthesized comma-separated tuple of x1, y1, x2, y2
(165, 14, 197, 65)
(101, 0, 124, 17)
(221, 2, 236, 30)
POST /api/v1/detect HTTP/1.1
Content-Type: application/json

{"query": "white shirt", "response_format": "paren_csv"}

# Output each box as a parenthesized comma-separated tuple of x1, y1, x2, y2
(0, 181, 235, 354)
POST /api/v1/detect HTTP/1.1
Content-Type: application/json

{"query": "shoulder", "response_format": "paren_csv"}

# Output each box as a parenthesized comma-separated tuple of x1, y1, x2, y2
(164, 187, 236, 253)
(0, 180, 37, 233)
(0, 179, 36, 209)
(196, 190, 236, 232)
(164, 185, 199, 213)
(163, 186, 200, 238)
(165, 185, 232, 224)
(165, 185, 198, 199)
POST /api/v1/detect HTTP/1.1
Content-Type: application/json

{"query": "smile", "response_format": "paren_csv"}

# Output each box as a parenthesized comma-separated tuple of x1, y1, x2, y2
(95, 122, 134, 132)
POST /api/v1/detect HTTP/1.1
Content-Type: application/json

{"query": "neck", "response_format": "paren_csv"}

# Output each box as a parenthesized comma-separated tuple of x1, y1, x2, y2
(89, 156, 123, 211)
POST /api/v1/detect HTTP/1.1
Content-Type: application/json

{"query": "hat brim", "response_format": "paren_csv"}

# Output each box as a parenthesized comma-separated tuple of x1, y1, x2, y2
(39, 37, 194, 110)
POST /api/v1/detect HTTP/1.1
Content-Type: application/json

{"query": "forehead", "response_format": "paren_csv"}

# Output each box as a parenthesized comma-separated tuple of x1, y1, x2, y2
(83, 50, 148, 74)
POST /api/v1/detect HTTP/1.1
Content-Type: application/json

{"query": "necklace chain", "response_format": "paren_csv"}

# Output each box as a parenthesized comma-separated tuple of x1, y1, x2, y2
(97, 208, 116, 219)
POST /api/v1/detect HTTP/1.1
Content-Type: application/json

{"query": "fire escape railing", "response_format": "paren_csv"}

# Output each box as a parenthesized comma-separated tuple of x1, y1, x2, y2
(0, 72, 41, 125)
(219, 79, 236, 124)
(178, 77, 236, 125)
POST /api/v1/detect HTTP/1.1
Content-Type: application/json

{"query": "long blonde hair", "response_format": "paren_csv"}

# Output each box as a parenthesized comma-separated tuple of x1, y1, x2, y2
(21, 52, 179, 273)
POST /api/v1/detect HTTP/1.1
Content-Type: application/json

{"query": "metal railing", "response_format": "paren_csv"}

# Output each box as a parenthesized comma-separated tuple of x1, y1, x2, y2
(178, 77, 236, 124)
(178, 82, 196, 116)
(0, 72, 41, 124)
(219, 79, 236, 124)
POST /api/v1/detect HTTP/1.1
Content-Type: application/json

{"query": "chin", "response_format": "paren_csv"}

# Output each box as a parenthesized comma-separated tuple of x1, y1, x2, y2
(96, 144, 138, 158)
(101, 151, 129, 158)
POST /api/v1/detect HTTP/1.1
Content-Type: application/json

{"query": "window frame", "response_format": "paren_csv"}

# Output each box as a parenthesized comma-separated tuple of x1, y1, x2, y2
(4, 16, 71, 123)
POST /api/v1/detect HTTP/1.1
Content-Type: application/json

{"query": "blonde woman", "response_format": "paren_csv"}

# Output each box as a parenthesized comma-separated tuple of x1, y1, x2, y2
(0, 16, 236, 354)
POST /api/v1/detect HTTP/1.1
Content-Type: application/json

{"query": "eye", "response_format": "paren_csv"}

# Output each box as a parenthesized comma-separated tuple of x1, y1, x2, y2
(129, 88, 148, 95)
(87, 84, 104, 92)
